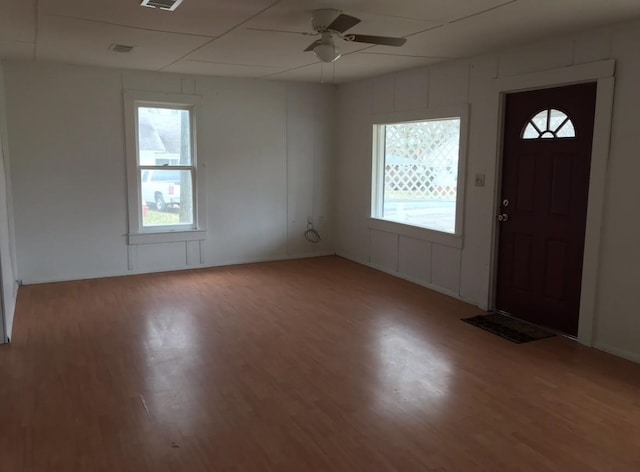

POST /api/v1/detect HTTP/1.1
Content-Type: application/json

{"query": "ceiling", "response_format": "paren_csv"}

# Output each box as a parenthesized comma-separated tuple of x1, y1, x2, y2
(1, 0, 640, 83)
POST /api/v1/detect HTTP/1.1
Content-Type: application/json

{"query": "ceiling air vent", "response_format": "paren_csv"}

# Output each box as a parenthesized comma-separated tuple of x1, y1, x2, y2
(140, 0, 184, 11)
(109, 44, 135, 53)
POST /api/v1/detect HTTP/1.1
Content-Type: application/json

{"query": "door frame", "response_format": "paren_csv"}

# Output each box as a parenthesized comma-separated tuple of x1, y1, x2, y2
(488, 60, 615, 346)
(0, 262, 5, 343)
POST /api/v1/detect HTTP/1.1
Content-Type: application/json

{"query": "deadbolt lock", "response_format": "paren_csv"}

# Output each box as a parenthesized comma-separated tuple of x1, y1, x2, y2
(502, 199, 510, 207)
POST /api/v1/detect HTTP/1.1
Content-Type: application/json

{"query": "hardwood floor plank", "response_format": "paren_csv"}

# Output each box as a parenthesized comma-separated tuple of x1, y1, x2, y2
(1, 256, 640, 471)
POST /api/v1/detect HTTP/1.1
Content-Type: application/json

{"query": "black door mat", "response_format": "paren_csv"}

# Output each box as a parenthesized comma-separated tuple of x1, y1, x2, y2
(461, 313, 555, 344)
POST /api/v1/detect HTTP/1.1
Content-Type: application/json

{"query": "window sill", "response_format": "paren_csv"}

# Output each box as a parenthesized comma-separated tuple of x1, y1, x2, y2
(367, 218, 463, 248)
(128, 230, 208, 245)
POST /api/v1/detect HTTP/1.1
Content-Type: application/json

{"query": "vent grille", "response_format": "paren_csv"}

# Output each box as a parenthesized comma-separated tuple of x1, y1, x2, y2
(109, 44, 135, 53)
(140, 0, 184, 11)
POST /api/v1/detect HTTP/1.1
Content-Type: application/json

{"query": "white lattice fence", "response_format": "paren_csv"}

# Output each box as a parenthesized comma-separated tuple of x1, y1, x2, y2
(384, 120, 459, 201)
(384, 164, 456, 200)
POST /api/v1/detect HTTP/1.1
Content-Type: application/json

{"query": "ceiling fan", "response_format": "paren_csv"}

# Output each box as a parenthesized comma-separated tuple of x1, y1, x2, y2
(302, 9, 407, 63)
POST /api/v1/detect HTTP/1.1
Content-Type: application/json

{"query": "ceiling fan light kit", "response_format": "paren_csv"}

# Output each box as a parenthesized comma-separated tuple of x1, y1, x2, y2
(313, 34, 341, 63)
(302, 9, 407, 63)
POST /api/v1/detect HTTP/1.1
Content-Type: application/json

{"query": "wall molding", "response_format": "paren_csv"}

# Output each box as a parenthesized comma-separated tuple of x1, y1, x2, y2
(367, 218, 464, 249)
(20, 251, 337, 285)
(336, 251, 467, 303)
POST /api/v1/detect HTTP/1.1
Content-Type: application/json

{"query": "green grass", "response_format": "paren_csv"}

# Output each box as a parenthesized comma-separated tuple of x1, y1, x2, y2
(143, 209, 179, 225)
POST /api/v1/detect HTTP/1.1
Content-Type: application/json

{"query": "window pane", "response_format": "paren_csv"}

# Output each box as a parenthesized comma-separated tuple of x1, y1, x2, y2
(548, 108, 569, 131)
(556, 119, 576, 138)
(137, 107, 191, 165)
(522, 123, 540, 139)
(141, 169, 193, 226)
(381, 118, 460, 233)
(531, 110, 548, 133)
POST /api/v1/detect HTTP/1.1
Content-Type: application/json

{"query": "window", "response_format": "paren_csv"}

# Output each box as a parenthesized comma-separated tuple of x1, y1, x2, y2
(124, 91, 206, 244)
(522, 108, 575, 139)
(138, 106, 194, 226)
(372, 116, 463, 234)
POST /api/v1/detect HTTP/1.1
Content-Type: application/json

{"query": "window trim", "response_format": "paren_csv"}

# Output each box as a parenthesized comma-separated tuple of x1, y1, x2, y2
(124, 90, 207, 245)
(369, 105, 469, 241)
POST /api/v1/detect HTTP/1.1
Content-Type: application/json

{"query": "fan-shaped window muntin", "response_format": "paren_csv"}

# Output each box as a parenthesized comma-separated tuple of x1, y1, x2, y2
(522, 108, 576, 140)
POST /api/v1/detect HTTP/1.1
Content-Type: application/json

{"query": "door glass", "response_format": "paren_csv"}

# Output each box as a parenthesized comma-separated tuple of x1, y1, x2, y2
(522, 108, 575, 140)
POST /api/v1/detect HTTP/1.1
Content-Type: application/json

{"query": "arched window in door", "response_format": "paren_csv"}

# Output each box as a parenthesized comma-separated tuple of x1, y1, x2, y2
(521, 108, 576, 139)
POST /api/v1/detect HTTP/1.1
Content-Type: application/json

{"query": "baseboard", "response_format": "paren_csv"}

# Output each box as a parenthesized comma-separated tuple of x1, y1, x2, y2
(211, 251, 336, 269)
(334, 251, 369, 267)
(593, 342, 640, 364)
(20, 251, 337, 285)
(2, 282, 18, 342)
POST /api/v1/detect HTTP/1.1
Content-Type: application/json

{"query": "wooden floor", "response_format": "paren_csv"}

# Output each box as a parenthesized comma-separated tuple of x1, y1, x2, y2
(2, 256, 640, 471)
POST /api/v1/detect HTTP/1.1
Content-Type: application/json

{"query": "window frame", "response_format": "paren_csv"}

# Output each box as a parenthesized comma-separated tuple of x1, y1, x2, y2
(370, 105, 468, 244)
(124, 90, 207, 245)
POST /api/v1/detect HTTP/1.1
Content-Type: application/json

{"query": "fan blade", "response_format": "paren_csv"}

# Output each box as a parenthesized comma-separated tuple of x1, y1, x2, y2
(304, 40, 321, 52)
(327, 13, 361, 33)
(349, 34, 407, 47)
(246, 27, 311, 36)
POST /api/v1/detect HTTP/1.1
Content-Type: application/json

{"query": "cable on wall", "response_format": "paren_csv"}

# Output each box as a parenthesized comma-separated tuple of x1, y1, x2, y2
(305, 220, 321, 243)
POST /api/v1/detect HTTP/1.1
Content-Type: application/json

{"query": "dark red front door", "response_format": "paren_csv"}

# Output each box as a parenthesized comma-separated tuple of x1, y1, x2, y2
(496, 83, 597, 335)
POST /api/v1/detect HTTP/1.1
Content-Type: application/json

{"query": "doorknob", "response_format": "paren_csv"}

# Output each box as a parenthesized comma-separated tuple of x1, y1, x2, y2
(497, 213, 509, 222)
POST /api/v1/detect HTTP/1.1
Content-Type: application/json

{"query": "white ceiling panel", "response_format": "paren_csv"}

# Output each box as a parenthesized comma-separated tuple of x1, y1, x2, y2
(248, 0, 510, 25)
(246, 1, 440, 36)
(37, 15, 210, 71)
(269, 51, 439, 83)
(336, 0, 514, 23)
(365, 30, 460, 59)
(0, 0, 36, 42)
(164, 60, 285, 78)
(189, 29, 369, 69)
(263, 62, 326, 82)
(39, 0, 277, 37)
(373, 0, 640, 59)
(342, 0, 514, 22)
(2, 0, 640, 82)
(331, 52, 439, 82)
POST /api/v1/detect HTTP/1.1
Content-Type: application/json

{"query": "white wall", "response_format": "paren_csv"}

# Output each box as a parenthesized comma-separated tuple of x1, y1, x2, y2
(0, 64, 19, 342)
(4, 20, 640, 364)
(3, 62, 335, 283)
(335, 19, 640, 363)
